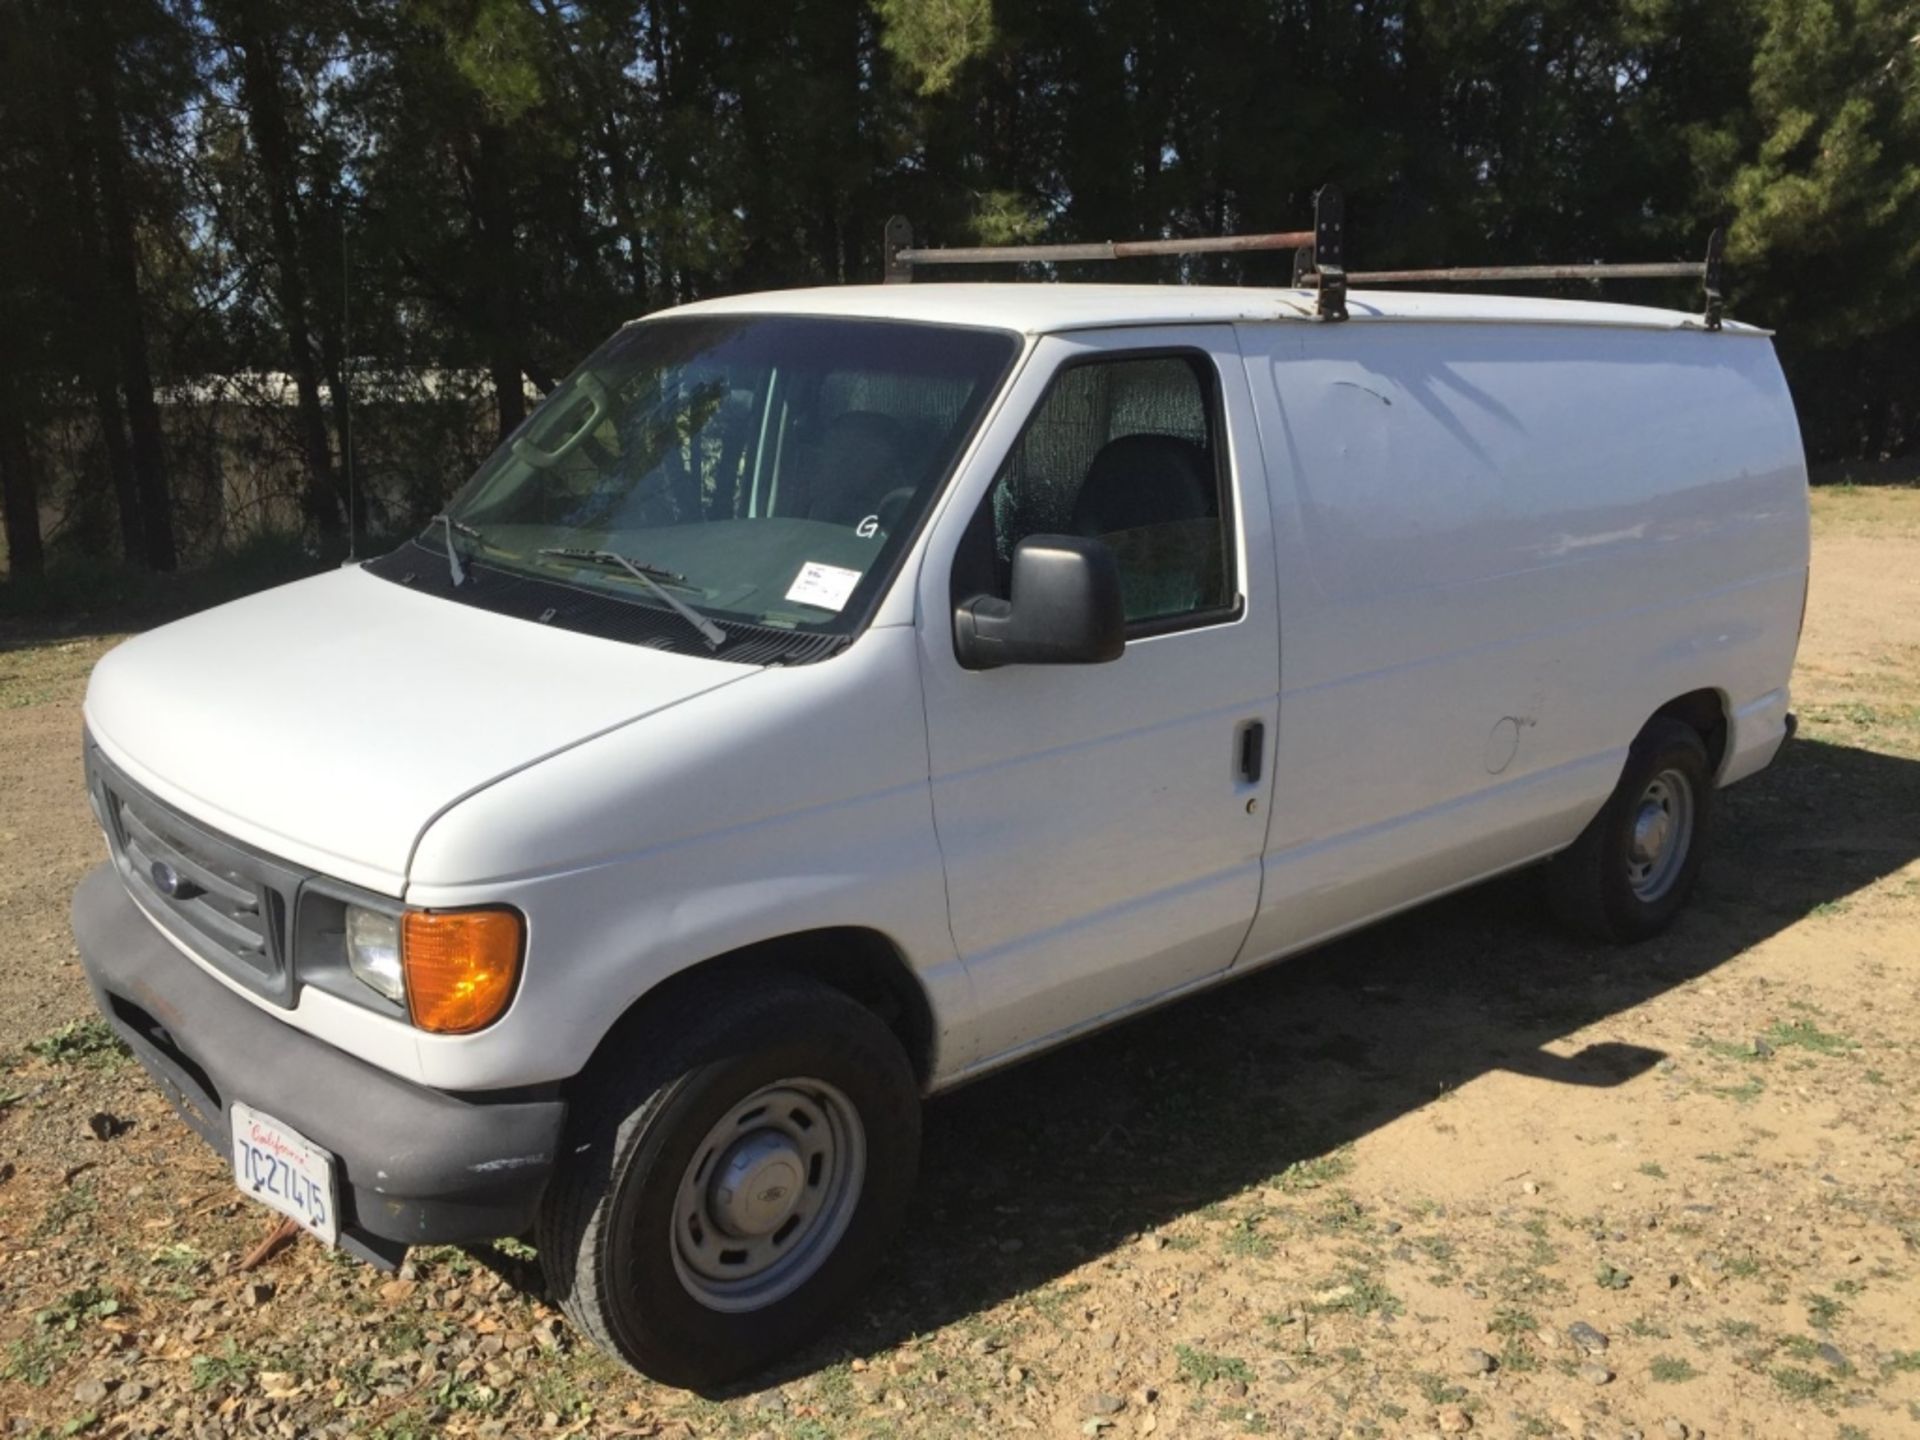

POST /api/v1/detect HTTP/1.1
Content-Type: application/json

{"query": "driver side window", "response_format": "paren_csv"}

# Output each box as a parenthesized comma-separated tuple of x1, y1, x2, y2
(957, 352, 1236, 630)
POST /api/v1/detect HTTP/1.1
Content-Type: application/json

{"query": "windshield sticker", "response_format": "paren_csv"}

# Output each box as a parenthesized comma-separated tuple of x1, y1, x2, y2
(785, 562, 863, 612)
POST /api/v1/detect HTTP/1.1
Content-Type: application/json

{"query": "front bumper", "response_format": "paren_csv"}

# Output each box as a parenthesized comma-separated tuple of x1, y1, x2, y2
(71, 863, 565, 1266)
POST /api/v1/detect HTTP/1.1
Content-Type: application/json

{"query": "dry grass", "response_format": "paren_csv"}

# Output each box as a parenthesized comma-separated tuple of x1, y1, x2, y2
(2, 490, 1918, 1438)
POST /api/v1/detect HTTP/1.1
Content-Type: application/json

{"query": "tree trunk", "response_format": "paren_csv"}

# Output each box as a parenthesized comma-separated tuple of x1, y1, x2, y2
(317, 326, 362, 541)
(56, 18, 143, 564)
(489, 354, 527, 445)
(90, 376, 142, 562)
(529, 0, 649, 309)
(0, 383, 45, 580)
(227, 5, 343, 535)
(472, 124, 526, 443)
(312, 204, 362, 540)
(80, 11, 176, 570)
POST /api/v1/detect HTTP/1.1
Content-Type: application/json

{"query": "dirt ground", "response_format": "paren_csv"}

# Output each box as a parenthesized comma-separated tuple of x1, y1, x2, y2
(1, 487, 1916, 1440)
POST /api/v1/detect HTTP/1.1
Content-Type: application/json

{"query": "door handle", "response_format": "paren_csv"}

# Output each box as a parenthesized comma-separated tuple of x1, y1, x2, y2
(1238, 720, 1265, 784)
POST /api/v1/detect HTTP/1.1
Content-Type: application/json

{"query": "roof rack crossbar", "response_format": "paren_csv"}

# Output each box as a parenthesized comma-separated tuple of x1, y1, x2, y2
(884, 199, 1729, 329)
(883, 220, 1312, 283)
(1346, 261, 1706, 284)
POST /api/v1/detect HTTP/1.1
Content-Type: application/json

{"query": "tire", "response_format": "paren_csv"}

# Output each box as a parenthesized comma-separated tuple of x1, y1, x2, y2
(536, 973, 921, 1389)
(1547, 717, 1715, 943)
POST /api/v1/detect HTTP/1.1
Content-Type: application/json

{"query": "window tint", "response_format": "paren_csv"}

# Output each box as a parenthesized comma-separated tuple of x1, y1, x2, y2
(967, 354, 1233, 626)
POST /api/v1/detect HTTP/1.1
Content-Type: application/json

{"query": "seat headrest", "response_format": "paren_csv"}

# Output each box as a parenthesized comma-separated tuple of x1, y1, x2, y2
(820, 410, 905, 461)
(808, 411, 906, 523)
(1069, 433, 1215, 538)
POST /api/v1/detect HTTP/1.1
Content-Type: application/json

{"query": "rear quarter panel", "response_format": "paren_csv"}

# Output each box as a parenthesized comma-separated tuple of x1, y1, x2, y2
(1236, 317, 1809, 959)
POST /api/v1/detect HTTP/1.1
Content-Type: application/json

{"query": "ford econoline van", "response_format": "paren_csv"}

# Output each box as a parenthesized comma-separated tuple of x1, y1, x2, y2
(72, 281, 1808, 1385)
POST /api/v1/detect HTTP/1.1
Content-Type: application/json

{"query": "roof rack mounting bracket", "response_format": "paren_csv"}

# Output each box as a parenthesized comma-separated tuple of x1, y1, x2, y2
(1291, 244, 1315, 288)
(884, 215, 914, 285)
(1312, 185, 1348, 322)
(1702, 227, 1725, 331)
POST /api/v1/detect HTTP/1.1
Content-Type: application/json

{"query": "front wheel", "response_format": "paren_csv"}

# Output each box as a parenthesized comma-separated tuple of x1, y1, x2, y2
(1547, 717, 1715, 942)
(537, 974, 921, 1388)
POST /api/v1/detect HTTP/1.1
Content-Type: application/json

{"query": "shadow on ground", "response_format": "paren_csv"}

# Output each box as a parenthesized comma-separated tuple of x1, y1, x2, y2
(682, 734, 1918, 1391)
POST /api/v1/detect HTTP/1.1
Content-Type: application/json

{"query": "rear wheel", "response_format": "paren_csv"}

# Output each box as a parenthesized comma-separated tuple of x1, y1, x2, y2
(1547, 717, 1714, 942)
(537, 974, 921, 1388)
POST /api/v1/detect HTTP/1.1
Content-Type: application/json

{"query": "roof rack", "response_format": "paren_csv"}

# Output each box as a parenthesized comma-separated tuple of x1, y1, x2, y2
(882, 187, 1727, 331)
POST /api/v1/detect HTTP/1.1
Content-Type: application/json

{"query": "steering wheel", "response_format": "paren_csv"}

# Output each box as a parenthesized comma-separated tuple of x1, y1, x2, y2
(872, 486, 915, 537)
(511, 372, 611, 470)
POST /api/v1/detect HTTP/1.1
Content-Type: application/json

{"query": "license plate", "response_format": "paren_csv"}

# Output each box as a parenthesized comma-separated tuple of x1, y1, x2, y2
(230, 1102, 339, 1246)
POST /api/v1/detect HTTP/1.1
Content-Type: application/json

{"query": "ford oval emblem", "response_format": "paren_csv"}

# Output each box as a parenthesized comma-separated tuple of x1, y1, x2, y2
(150, 860, 182, 897)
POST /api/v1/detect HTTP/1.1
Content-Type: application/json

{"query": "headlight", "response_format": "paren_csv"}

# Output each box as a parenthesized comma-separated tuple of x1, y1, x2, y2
(345, 905, 405, 1004)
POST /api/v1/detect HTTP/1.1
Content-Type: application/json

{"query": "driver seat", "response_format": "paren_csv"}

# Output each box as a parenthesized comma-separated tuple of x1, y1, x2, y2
(803, 412, 908, 526)
(1069, 433, 1219, 620)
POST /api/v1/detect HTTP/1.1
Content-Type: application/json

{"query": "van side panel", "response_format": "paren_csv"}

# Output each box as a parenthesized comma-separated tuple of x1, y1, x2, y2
(1236, 319, 1808, 964)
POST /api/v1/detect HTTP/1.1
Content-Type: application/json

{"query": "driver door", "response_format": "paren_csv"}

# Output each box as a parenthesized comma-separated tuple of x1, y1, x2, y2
(915, 327, 1280, 1072)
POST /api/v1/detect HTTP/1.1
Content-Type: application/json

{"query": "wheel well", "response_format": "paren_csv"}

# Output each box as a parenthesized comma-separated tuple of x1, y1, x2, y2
(582, 929, 936, 1089)
(1651, 689, 1729, 776)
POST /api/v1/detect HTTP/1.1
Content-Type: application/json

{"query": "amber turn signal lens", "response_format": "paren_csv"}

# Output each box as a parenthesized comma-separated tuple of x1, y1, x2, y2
(402, 909, 524, 1034)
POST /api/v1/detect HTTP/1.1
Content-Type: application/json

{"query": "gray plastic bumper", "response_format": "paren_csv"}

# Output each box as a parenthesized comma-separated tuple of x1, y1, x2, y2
(71, 863, 564, 1264)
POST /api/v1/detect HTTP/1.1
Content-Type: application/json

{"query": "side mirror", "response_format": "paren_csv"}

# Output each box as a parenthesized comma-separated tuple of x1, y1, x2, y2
(954, 535, 1126, 670)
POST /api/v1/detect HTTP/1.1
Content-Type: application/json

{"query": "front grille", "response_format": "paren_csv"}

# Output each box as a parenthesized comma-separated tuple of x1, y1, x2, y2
(87, 743, 302, 1006)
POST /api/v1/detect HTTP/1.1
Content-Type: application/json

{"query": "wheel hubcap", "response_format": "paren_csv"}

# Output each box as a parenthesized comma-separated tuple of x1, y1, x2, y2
(669, 1078, 866, 1314)
(1625, 768, 1694, 902)
(709, 1130, 805, 1237)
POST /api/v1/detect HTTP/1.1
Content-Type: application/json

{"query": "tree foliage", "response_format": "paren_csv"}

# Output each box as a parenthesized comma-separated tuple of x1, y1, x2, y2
(0, 0, 1912, 581)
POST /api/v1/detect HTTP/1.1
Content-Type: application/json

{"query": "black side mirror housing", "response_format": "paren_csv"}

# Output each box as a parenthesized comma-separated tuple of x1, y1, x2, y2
(954, 534, 1126, 670)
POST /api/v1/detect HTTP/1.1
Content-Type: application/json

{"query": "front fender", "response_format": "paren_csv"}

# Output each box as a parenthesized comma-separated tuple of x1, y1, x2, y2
(397, 626, 971, 1091)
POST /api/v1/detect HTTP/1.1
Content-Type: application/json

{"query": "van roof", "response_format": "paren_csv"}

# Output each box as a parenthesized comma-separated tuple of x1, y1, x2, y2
(656, 283, 1768, 339)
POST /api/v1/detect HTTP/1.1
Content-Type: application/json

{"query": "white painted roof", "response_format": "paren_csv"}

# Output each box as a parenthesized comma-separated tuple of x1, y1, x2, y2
(654, 282, 1766, 338)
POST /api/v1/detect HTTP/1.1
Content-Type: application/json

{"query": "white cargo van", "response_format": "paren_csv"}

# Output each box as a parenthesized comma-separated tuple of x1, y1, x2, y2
(72, 273, 1808, 1385)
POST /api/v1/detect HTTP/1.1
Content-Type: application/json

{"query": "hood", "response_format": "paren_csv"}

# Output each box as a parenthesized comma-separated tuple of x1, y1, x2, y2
(84, 565, 756, 893)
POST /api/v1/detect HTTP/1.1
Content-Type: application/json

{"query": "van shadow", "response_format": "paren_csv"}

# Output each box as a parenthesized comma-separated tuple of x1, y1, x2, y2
(756, 734, 1920, 1387)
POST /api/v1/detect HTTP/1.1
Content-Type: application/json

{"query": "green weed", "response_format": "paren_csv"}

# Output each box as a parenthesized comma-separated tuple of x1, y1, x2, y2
(1272, 1150, 1353, 1193)
(1771, 1366, 1834, 1402)
(1715, 1077, 1766, 1105)
(1413, 1372, 1469, 1406)
(190, 1340, 258, 1392)
(1650, 1355, 1700, 1383)
(0, 1332, 67, 1386)
(1766, 1019, 1856, 1055)
(1499, 1338, 1540, 1374)
(1176, 1344, 1254, 1388)
(26, 1020, 127, 1067)
(1805, 1293, 1846, 1330)
(1489, 1307, 1537, 1336)
(35, 1287, 120, 1333)
(1308, 1270, 1402, 1319)
(1224, 1219, 1274, 1260)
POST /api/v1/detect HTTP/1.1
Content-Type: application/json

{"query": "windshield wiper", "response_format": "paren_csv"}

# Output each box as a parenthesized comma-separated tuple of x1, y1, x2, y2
(429, 513, 485, 587)
(537, 547, 728, 651)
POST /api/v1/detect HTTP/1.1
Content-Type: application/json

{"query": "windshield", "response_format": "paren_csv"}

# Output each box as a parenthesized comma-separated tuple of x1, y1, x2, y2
(434, 315, 1018, 649)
